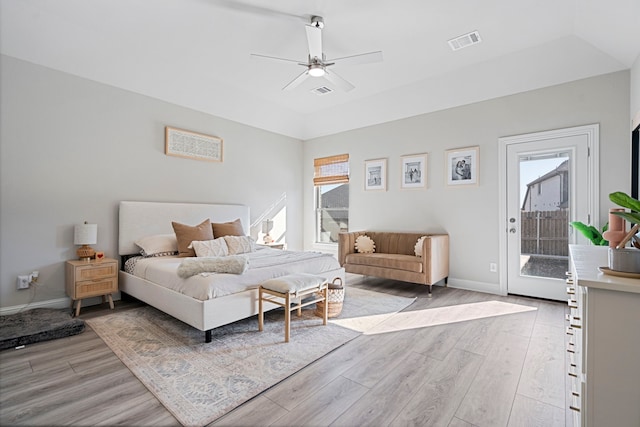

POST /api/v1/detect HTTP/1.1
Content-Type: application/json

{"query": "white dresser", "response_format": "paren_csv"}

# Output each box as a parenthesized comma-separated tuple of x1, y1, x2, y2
(567, 245, 640, 427)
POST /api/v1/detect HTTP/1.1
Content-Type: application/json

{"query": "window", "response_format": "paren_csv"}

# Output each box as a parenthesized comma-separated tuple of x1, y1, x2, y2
(314, 154, 349, 243)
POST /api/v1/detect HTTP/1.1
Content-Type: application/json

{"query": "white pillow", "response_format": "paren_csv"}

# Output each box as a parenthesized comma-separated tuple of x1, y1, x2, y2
(355, 235, 375, 253)
(414, 236, 427, 257)
(188, 237, 229, 257)
(135, 234, 178, 257)
(223, 235, 256, 255)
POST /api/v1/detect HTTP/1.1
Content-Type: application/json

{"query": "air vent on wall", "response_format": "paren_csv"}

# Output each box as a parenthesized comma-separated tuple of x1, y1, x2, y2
(311, 86, 334, 95)
(448, 30, 482, 51)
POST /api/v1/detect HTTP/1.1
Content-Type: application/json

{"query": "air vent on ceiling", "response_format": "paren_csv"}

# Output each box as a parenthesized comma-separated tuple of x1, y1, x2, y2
(311, 86, 334, 96)
(448, 30, 482, 51)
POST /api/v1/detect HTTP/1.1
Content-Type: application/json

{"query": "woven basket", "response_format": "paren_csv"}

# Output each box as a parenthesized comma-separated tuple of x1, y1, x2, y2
(315, 277, 345, 318)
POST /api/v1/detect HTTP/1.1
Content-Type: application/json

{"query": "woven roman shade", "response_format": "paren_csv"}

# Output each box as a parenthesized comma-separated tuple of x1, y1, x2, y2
(313, 154, 349, 185)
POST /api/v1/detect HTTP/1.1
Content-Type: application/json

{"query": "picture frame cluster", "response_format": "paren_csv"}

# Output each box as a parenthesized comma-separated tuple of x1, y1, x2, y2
(364, 146, 479, 191)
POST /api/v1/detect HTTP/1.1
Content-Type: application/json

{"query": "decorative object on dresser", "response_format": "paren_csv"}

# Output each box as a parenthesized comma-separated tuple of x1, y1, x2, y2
(605, 191, 640, 273)
(339, 231, 449, 297)
(65, 258, 118, 316)
(73, 221, 97, 260)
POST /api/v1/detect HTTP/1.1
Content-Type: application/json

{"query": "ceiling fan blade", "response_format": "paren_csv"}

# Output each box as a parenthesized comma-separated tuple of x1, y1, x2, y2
(250, 53, 303, 64)
(305, 25, 323, 60)
(328, 51, 384, 66)
(324, 69, 355, 92)
(282, 70, 310, 91)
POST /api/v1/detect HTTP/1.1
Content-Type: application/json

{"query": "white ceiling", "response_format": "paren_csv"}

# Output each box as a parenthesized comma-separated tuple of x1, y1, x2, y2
(1, 0, 638, 140)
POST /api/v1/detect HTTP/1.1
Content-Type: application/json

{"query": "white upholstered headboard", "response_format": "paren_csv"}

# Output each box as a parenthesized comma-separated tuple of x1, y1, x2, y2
(119, 201, 250, 255)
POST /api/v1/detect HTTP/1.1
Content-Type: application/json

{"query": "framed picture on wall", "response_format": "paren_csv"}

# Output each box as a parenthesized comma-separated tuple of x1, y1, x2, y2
(165, 126, 223, 162)
(365, 158, 387, 191)
(445, 146, 479, 186)
(401, 154, 427, 189)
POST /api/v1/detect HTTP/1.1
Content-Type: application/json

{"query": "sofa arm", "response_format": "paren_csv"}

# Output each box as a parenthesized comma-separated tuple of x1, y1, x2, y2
(422, 234, 450, 284)
(338, 231, 367, 267)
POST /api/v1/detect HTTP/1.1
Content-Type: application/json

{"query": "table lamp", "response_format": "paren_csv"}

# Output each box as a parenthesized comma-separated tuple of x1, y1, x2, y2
(262, 219, 273, 244)
(74, 221, 97, 260)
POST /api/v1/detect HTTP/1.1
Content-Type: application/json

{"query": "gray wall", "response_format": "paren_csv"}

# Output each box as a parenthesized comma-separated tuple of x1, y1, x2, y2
(303, 71, 630, 293)
(0, 55, 303, 311)
(1, 54, 633, 310)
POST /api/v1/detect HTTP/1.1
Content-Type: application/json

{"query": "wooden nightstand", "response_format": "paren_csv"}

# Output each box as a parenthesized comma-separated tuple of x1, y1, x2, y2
(65, 258, 118, 317)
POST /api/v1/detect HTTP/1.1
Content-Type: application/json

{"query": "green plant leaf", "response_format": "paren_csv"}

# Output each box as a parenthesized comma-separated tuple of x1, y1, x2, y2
(609, 192, 640, 212)
(610, 211, 640, 224)
(570, 221, 608, 245)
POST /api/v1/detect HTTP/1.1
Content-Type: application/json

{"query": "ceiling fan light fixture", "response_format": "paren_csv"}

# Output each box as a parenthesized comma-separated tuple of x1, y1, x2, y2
(308, 64, 325, 77)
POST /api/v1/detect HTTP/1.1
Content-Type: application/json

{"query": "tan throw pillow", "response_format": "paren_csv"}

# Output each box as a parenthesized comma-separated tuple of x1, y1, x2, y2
(223, 235, 256, 255)
(414, 236, 427, 257)
(355, 235, 375, 253)
(172, 219, 214, 257)
(212, 218, 245, 238)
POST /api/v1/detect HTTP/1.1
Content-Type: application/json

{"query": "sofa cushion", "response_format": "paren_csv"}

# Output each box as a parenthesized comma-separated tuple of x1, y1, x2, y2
(355, 235, 375, 253)
(345, 253, 423, 273)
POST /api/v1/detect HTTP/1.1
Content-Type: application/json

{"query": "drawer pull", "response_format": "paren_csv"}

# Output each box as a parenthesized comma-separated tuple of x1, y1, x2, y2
(567, 299, 577, 309)
(566, 286, 575, 295)
(569, 405, 580, 412)
(566, 326, 574, 335)
(567, 342, 575, 353)
(566, 278, 574, 285)
(570, 323, 581, 329)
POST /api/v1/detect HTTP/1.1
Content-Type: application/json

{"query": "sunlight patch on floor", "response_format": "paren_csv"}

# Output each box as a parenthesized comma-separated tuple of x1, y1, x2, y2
(329, 313, 401, 333)
(358, 300, 537, 335)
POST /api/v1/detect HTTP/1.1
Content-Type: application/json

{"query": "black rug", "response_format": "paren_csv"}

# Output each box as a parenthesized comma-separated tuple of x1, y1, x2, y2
(0, 308, 85, 350)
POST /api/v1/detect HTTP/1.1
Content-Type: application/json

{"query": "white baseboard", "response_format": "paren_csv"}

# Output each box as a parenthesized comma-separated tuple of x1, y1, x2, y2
(446, 278, 504, 295)
(0, 294, 122, 316)
(0, 298, 71, 315)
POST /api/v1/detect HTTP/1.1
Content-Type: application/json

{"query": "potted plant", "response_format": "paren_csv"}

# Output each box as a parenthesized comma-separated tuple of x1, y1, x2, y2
(607, 191, 640, 273)
(570, 221, 608, 246)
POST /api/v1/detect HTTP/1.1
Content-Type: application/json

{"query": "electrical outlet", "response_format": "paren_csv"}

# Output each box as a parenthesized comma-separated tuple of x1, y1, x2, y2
(490, 263, 497, 272)
(16, 275, 30, 289)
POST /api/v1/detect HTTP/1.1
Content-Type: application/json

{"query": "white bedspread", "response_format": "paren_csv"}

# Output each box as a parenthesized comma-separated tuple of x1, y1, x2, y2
(129, 247, 340, 301)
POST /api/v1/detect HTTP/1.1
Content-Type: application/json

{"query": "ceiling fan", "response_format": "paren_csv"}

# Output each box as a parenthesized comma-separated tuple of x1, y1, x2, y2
(251, 16, 383, 92)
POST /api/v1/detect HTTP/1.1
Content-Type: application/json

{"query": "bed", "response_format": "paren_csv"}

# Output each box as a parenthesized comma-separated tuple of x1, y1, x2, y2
(118, 201, 345, 342)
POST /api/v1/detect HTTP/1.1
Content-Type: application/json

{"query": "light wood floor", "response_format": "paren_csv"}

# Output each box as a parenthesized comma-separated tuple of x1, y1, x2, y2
(0, 277, 572, 427)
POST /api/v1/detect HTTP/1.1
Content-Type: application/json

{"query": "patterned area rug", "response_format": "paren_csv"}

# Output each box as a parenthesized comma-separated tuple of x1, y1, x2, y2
(87, 287, 414, 426)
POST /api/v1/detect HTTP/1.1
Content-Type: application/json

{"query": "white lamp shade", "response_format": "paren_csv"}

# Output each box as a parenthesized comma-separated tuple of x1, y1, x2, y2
(74, 223, 97, 245)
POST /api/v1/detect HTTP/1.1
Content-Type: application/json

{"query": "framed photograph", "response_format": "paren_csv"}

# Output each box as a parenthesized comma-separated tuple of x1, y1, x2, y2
(165, 126, 223, 162)
(446, 146, 479, 186)
(401, 154, 427, 189)
(365, 158, 387, 191)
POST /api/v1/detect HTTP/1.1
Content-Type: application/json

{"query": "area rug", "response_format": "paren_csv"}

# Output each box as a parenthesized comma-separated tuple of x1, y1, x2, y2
(87, 287, 414, 426)
(0, 308, 85, 350)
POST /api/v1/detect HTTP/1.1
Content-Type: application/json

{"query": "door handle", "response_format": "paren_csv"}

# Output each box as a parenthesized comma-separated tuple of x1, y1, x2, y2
(509, 228, 516, 233)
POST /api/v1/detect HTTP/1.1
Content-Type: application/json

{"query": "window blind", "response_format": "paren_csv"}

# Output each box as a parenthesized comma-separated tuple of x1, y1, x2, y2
(313, 154, 349, 185)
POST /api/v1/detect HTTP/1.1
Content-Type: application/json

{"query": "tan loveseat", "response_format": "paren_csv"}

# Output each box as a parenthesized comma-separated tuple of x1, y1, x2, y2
(338, 231, 449, 296)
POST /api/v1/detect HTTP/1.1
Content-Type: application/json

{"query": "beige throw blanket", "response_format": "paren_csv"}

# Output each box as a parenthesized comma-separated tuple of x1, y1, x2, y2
(177, 255, 249, 278)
